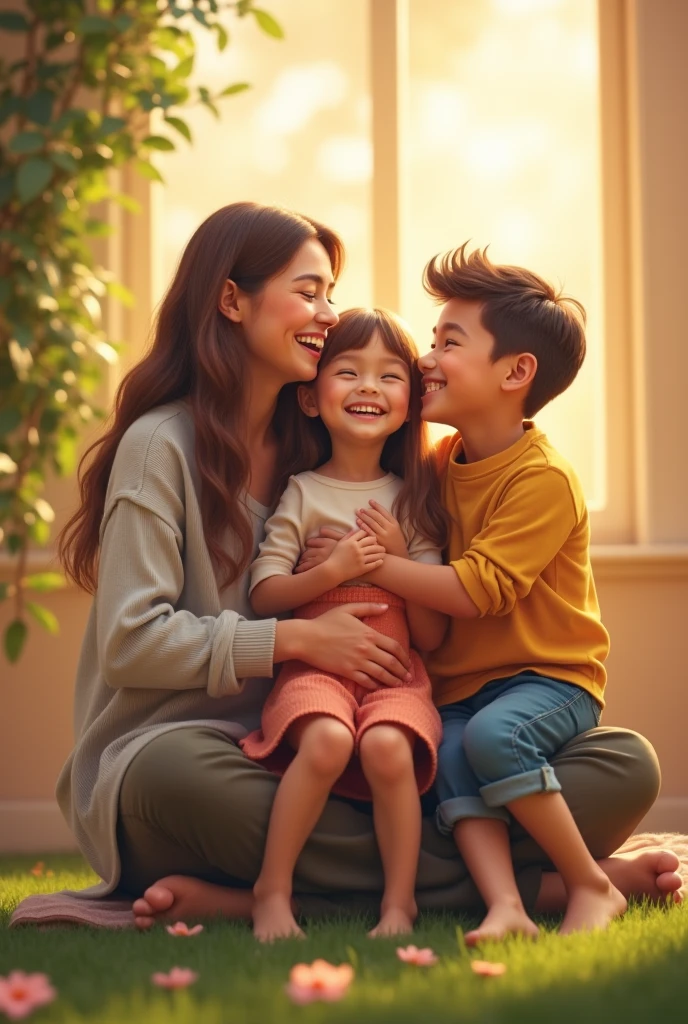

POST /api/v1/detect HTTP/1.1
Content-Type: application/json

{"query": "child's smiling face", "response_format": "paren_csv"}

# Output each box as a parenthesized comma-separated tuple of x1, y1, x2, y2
(300, 331, 411, 447)
(418, 298, 509, 429)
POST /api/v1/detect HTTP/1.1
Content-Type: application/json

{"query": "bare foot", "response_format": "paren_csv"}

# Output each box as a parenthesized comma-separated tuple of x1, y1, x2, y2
(535, 849, 683, 916)
(602, 848, 683, 902)
(252, 893, 305, 943)
(559, 878, 627, 934)
(368, 905, 415, 938)
(132, 875, 253, 930)
(464, 900, 540, 946)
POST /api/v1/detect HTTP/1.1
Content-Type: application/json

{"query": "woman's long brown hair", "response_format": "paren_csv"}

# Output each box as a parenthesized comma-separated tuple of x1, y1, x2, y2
(59, 202, 344, 593)
(287, 308, 448, 550)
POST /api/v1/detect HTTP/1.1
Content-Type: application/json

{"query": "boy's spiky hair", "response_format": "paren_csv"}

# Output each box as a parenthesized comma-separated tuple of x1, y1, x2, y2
(424, 244, 587, 417)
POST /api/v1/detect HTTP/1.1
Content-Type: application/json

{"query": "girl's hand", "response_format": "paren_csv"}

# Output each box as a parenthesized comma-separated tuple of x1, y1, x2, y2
(295, 527, 347, 574)
(325, 529, 386, 584)
(356, 500, 409, 558)
(293, 604, 412, 689)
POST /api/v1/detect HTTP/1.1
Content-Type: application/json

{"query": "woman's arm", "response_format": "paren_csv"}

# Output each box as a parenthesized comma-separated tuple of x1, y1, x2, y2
(96, 499, 277, 695)
(250, 530, 385, 616)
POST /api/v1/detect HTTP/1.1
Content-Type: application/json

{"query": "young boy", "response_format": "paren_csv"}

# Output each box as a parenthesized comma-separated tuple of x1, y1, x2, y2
(354, 244, 626, 942)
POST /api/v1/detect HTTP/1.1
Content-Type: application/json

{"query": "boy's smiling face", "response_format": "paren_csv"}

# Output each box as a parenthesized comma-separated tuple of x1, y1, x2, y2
(419, 298, 510, 429)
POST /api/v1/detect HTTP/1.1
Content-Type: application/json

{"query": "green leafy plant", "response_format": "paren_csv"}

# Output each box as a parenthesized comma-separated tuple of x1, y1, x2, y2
(0, 0, 283, 663)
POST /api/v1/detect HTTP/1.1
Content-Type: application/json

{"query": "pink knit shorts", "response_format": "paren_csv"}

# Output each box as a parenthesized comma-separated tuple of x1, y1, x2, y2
(240, 585, 442, 800)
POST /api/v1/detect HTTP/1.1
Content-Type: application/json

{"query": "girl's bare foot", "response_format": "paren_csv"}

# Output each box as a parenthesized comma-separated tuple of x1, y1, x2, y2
(132, 875, 253, 930)
(252, 892, 305, 943)
(535, 849, 683, 915)
(559, 878, 627, 934)
(464, 899, 539, 946)
(368, 905, 415, 938)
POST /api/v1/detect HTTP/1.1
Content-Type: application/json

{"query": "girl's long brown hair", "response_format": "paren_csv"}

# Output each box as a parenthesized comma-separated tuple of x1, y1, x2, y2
(59, 202, 344, 593)
(289, 308, 448, 550)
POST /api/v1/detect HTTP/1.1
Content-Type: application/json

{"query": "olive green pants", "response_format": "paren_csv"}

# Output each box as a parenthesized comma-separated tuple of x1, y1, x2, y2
(117, 725, 660, 916)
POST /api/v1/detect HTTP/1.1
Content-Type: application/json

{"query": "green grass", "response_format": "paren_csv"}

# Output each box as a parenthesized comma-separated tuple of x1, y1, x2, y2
(2, 854, 688, 1022)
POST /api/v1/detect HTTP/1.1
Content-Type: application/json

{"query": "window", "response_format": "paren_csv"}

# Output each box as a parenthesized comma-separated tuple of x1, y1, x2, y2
(152, 0, 627, 538)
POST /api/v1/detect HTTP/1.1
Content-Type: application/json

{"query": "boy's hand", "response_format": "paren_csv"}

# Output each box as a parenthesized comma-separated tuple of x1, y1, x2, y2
(295, 527, 347, 574)
(324, 529, 386, 584)
(356, 500, 409, 558)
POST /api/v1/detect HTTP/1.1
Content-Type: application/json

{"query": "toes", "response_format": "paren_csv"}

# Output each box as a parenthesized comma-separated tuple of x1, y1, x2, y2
(656, 850, 681, 874)
(142, 884, 175, 912)
(656, 870, 683, 893)
(132, 898, 153, 916)
(134, 915, 154, 930)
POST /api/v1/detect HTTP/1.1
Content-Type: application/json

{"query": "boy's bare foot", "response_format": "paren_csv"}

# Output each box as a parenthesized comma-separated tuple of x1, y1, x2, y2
(132, 875, 253, 930)
(368, 906, 415, 938)
(464, 900, 539, 946)
(252, 893, 305, 943)
(535, 849, 683, 915)
(559, 878, 627, 934)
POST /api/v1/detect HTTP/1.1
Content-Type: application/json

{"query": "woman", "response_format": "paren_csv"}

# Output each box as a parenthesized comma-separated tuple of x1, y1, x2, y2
(16, 203, 679, 931)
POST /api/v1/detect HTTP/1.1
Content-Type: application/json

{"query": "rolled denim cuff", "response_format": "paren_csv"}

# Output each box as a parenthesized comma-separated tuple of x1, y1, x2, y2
(436, 796, 510, 835)
(480, 764, 561, 808)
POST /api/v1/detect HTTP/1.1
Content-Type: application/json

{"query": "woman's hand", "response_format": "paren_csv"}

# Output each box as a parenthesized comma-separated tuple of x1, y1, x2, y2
(323, 529, 385, 583)
(356, 500, 409, 558)
(274, 604, 412, 690)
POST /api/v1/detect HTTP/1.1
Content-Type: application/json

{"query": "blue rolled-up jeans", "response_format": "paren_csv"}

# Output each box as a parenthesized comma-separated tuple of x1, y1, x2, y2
(436, 672, 602, 836)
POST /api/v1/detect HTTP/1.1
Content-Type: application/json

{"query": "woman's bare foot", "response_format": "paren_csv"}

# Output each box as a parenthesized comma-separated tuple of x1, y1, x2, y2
(464, 899, 540, 946)
(559, 878, 627, 935)
(535, 849, 683, 915)
(132, 875, 253, 930)
(368, 905, 415, 938)
(253, 893, 305, 943)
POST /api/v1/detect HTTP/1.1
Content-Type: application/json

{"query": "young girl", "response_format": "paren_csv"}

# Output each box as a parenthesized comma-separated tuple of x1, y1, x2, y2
(241, 308, 448, 942)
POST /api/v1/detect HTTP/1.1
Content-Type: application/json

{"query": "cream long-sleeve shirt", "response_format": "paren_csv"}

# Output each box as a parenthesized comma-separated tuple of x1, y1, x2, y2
(56, 402, 278, 893)
(250, 470, 442, 595)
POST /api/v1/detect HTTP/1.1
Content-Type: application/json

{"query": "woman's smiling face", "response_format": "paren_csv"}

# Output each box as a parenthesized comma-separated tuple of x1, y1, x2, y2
(226, 238, 339, 389)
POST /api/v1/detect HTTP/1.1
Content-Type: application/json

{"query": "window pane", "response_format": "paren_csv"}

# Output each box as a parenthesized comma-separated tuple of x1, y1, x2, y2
(154, 0, 372, 313)
(406, 0, 605, 507)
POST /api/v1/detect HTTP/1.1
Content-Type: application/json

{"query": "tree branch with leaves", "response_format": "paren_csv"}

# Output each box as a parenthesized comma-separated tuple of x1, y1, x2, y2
(0, 0, 283, 662)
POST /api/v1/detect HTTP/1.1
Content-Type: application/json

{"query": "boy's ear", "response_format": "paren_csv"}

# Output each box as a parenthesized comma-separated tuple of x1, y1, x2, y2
(218, 279, 244, 323)
(297, 384, 320, 418)
(502, 353, 537, 395)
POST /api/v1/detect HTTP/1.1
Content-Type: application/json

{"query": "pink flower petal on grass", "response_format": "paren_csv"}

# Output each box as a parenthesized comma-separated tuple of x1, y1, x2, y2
(151, 967, 198, 990)
(165, 921, 204, 936)
(0, 971, 57, 1020)
(396, 945, 439, 966)
(285, 960, 354, 1004)
(471, 960, 507, 977)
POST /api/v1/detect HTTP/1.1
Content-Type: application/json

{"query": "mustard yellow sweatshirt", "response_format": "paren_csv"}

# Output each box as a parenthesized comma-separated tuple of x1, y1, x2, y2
(426, 423, 609, 708)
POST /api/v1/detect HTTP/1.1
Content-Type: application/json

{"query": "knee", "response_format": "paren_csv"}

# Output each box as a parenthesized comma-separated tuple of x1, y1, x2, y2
(298, 718, 354, 777)
(359, 725, 414, 784)
(462, 714, 518, 782)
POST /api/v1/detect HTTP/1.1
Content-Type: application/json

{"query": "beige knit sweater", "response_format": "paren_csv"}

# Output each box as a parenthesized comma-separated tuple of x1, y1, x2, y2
(56, 402, 278, 893)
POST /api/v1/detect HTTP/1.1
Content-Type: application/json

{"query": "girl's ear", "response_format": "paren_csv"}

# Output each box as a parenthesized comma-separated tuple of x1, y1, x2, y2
(298, 384, 320, 418)
(218, 279, 244, 323)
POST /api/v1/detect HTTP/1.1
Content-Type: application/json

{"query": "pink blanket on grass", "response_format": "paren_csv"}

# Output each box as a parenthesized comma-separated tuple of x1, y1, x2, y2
(9, 831, 688, 930)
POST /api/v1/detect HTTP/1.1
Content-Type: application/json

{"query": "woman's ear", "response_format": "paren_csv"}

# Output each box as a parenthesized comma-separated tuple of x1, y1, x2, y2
(218, 279, 244, 323)
(298, 384, 320, 418)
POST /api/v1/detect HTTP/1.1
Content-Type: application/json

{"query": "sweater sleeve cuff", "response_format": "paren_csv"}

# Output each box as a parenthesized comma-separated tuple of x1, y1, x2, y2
(451, 559, 492, 617)
(232, 617, 278, 679)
